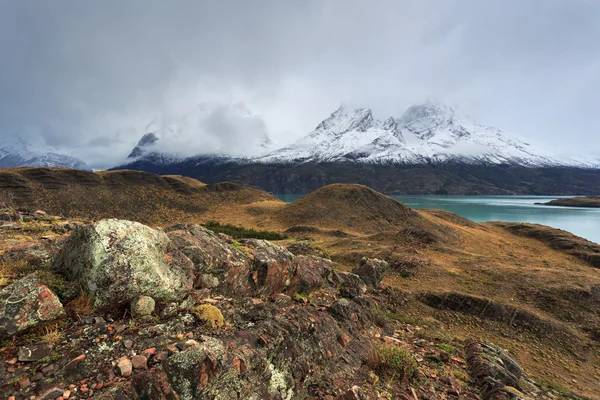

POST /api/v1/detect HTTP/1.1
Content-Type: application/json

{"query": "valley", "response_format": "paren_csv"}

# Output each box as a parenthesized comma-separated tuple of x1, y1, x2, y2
(1, 168, 599, 399)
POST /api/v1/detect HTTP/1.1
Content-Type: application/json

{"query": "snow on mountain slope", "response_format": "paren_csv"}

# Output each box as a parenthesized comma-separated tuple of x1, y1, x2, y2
(259, 100, 597, 168)
(258, 105, 416, 163)
(0, 138, 89, 169)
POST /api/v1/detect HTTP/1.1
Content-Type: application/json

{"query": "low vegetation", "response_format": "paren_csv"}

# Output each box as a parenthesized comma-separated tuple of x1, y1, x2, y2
(203, 221, 285, 240)
(368, 345, 417, 382)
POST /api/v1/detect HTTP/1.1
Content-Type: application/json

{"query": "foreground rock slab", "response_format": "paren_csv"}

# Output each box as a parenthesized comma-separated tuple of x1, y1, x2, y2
(0, 273, 64, 340)
(53, 219, 194, 310)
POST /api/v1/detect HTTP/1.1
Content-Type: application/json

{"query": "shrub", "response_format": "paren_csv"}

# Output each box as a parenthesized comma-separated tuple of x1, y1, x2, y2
(369, 345, 417, 381)
(203, 221, 285, 240)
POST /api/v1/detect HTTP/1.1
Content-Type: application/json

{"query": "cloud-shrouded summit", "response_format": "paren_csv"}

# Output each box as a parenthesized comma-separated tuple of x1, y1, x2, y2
(1, 0, 599, 169)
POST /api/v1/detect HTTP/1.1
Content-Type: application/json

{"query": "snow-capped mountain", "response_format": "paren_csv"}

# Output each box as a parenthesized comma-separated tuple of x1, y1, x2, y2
(124, 102, 274, 166)
(259, 101, 596, 168)
(0, 139, 89, 170)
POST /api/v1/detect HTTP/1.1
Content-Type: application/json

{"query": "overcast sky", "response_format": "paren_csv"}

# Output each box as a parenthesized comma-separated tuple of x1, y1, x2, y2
(1, 0, 599, 168)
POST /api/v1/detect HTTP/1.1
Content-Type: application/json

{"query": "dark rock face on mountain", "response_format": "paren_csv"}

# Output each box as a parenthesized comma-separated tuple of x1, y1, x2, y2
(117, 159, 600, 195)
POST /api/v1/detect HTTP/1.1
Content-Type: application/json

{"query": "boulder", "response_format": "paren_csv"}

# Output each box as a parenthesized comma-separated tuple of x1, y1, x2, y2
(338, 273, 367, 299)
(166, 225, 252, 296)
(53, 219, 194, 310)
(294, 255, 329, 294)
(245, 239, 297, 296)
(352, 258, 388, 287)
(0, 273, 64, 340)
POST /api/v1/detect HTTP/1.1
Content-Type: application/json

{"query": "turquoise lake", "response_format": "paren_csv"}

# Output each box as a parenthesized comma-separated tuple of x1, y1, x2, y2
(275, 195, 600, 244)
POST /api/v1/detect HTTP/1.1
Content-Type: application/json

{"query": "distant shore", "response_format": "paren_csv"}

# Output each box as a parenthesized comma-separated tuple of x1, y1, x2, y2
(536, 196, 600, 208)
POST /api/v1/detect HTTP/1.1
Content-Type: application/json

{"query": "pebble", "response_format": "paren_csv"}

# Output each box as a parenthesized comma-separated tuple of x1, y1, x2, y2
(131, 354, 148, 369)
(123, 339, 134, 349)
(117, 357, 133, 377)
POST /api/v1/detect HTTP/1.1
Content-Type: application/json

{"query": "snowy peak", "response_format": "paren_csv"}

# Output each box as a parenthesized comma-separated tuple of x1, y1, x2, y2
(128, 132, 160, 159)
(314, 105, 376, 135)
(259, 101, 597, 168)
(0, 139, 89, 170)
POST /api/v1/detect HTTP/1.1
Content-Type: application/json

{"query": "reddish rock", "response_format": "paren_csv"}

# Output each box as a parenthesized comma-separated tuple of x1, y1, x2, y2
(0, 273, 64, 340)
(337, 333, 351, 348)
(131, 355, 147, 370)
(142, 347, 156, 356)
(117, 357, 133, 377)
(19, 377, 31, 389)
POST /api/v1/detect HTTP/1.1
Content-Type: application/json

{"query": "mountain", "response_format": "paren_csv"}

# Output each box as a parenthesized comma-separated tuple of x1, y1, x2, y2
(0, 139, 89, 170)
(259, 101, 594, 167)
(114, 100, 600, 195)
(123, 102, 274, 167)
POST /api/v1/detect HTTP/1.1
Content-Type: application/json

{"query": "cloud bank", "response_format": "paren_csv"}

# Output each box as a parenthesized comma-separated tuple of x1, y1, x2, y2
(1, 0, 599, 168)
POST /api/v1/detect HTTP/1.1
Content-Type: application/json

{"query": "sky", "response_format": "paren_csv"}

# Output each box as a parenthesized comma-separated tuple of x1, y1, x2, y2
(1, 0, 599, 168)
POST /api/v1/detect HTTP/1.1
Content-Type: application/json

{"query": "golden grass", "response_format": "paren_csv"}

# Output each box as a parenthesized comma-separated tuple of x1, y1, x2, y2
(70, 290, 94, 317)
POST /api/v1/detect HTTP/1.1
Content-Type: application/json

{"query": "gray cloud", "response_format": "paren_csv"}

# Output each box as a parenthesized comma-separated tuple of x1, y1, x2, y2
(1, 0, 599, 168)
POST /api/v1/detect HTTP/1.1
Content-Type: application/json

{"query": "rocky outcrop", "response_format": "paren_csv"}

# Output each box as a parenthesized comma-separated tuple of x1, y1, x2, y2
(165, 224, 253, 296)
(53, 219, 195, 310)
(465, 339, 524, 400)
(352, 258, 388, 287)
(0, 273, 64, 340)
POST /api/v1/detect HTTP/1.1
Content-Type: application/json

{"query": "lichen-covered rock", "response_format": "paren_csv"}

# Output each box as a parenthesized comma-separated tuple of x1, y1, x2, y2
(0, 273, 64, 340)
(294, 255, 329, 294)
(166, 225, 252, 296)
(130, 295, 155, 318)
(3, 239, 63, 268)
(352, 258, 388, 287)
(338, 273, 367, 298)
(466, 339, 523, 399)
(245, 239, 297, 296)
(53, 219, 194, 310)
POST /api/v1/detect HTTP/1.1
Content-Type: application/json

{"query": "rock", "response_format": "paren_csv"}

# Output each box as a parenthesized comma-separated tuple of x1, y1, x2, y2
(38, 387, 64, 400)
(166, 225, 252, 295)
(329, 298, 360, 321)
(117, 357, 133, 377)
(53, 219, 194, 310)
(466, 339, 523, 399)
(18, 344, 53, 362)
(131, 369, 178, 400)
(295, 255, 329, 294)
(0, 222, 20, 229)
(130, 295, 155, 318)
(3, 240, 62, 269)
(123, 339, 134, 349)
(352, 258, 388, 287)
(131, 354, 147, 370)
(0, 273, 64, 340)
(338, 273, 367, 298)
(246, 239, 297, 296)
(340, 386, 368, 400)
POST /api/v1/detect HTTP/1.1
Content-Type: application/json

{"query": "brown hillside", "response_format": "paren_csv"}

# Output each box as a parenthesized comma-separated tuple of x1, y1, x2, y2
(0, 168, 277, 226)
(276, 184, 429, 235)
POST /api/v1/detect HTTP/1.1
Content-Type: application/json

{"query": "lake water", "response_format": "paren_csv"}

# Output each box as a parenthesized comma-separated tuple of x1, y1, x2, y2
(275, 194, 600, 244)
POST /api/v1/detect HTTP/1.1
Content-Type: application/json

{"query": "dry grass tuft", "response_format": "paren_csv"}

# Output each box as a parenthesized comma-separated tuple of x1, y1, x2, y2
(41, 325, 64, 345)
(70, 290, 94, 316)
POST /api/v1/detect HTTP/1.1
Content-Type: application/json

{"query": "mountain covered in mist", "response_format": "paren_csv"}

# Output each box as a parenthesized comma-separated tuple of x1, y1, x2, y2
(123, 100, 597, 169)
(0, 139, 89, 170)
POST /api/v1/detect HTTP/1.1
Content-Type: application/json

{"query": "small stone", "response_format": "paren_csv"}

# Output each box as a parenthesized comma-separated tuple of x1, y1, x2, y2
(123, 339, 134, 349)
(117, 358, 133, 377)
(183, 339, 201, 350)
(95, 382, 104, 390)
(33, 210, 47, 216)
(63, 390, 71, 399)
(130, 295, 155, 318)
(18, 344, 53, 362)
(19, 377, 31, 389)
(337, 333, 351, 348)
(38, 387, 64, 400)
(7, 357, 17, 365)
(272, 293, 292, 305)
(154, 351, 168, 362)
(131, 355, 147, 369)
(142, 347, 156, 356)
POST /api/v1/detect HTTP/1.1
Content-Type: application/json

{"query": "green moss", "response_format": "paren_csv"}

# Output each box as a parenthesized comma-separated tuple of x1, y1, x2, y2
(387, 312, 431, 326)
(437, 343, 456, 354)
(36, 354, 62, 364)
